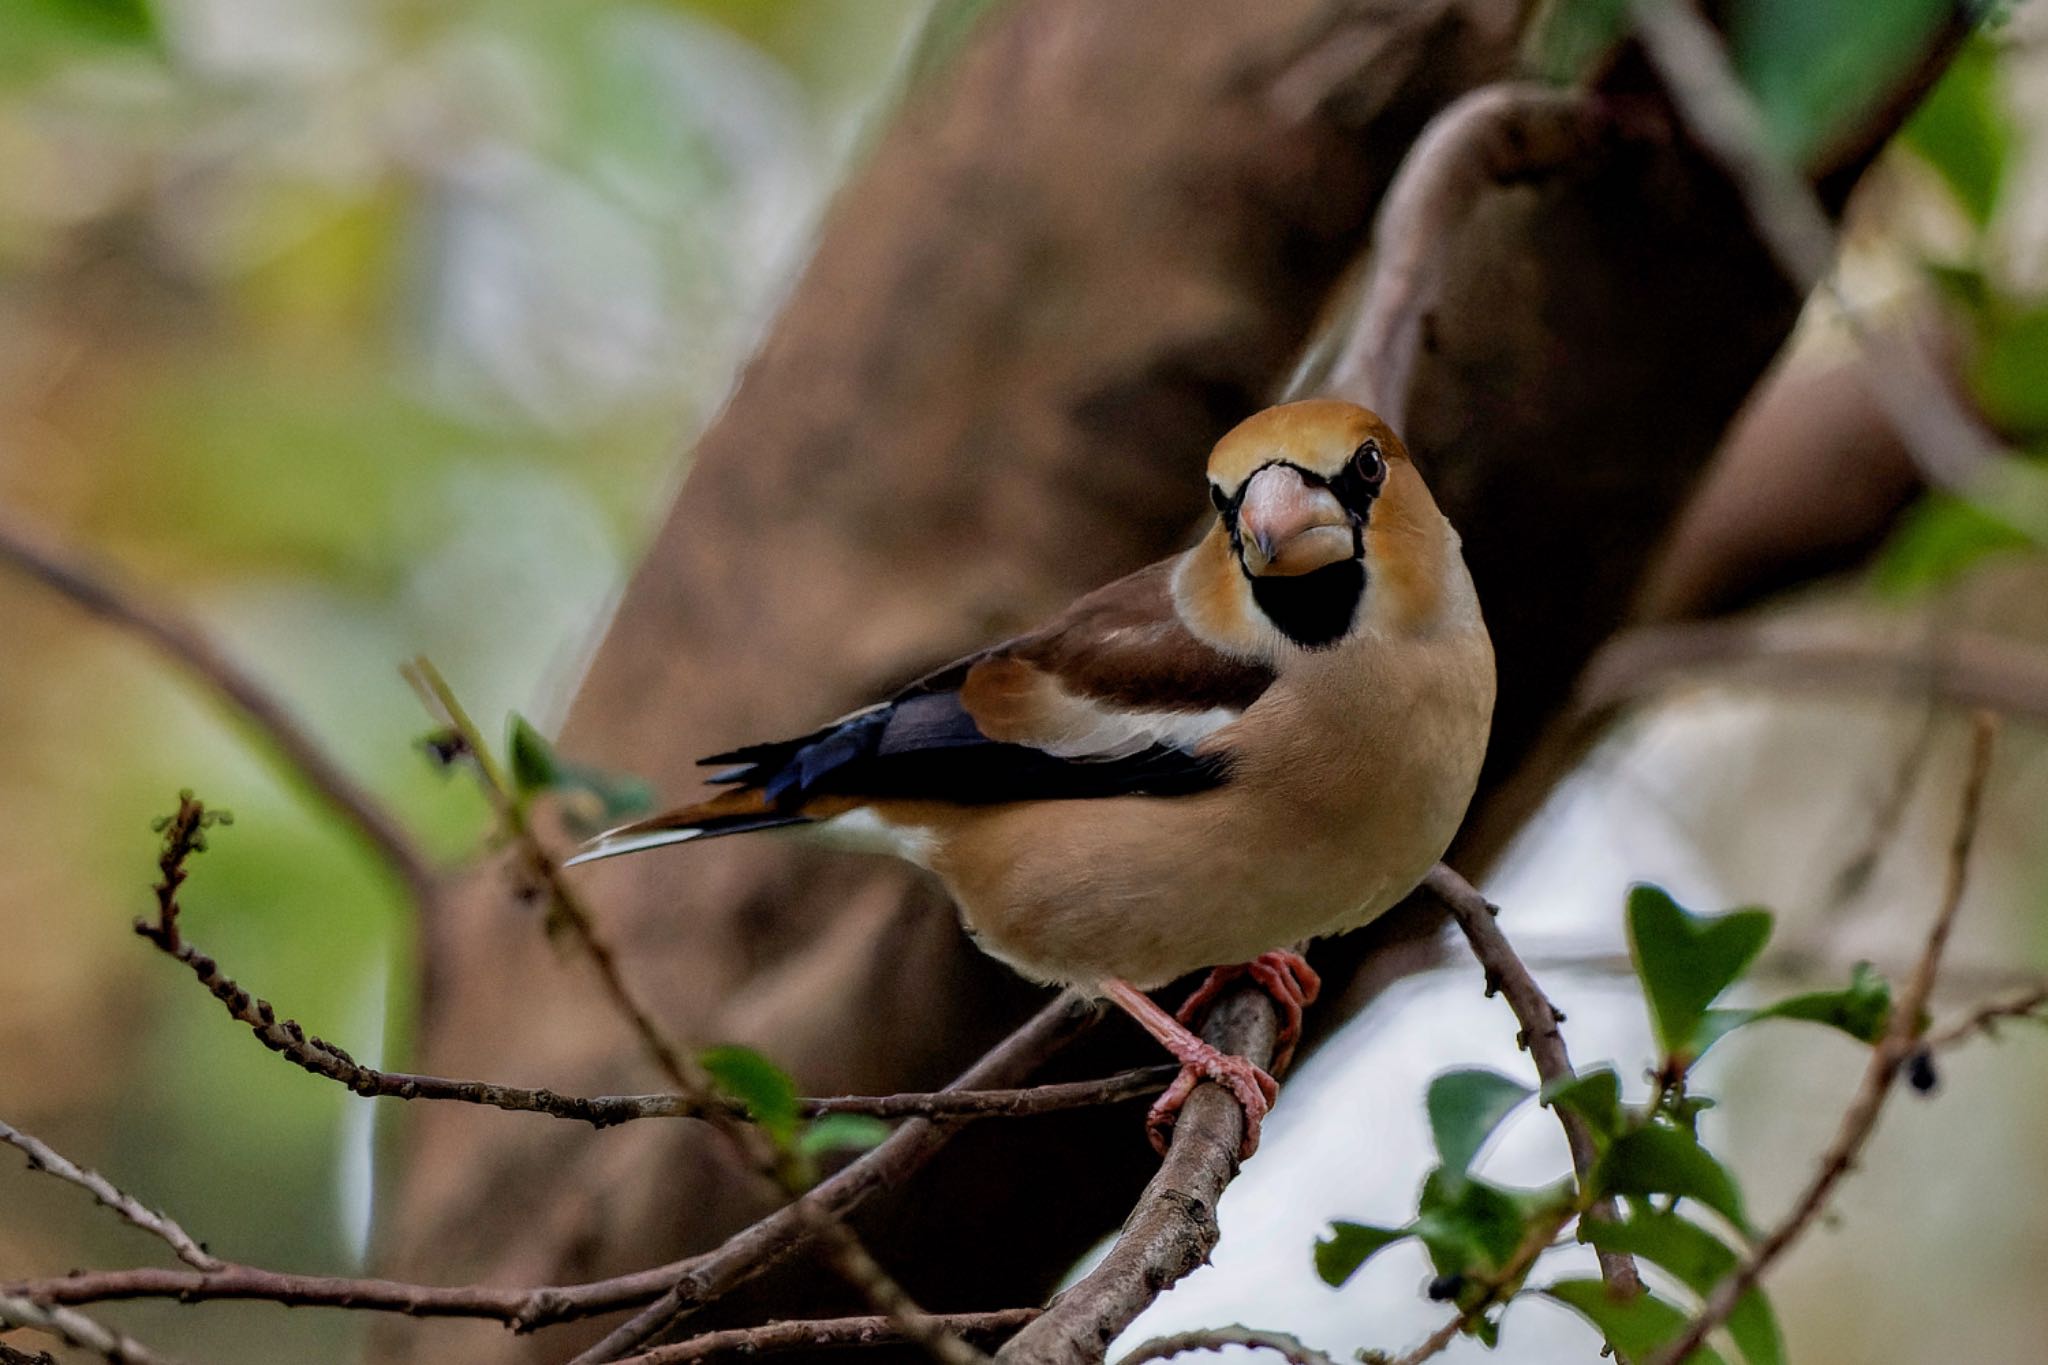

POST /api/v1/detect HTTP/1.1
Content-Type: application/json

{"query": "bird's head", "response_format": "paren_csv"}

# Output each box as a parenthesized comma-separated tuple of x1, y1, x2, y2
(1177, 399, 1458, 653)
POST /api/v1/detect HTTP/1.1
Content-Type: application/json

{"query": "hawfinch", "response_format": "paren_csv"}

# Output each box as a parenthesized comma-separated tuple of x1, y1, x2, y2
(570, 400, 1495, 1156)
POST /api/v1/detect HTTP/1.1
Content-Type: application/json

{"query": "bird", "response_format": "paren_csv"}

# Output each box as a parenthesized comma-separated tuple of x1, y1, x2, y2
(567, 399, 1495, 1157)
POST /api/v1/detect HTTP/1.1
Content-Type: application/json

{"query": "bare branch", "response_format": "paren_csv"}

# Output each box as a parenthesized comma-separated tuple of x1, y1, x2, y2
(1423, 864, 1642, 1299)
(0, 1120, 220, 1272)
(1925, 984, 2048, 1053)
(3, 999, 1095, 1333)
(1651, 711, 1998, 1365)
(1116, 1325, 1338, 1365)
(614, 1310, 1042, 1365)
(997, 987, 1279, 1365)
(1578, 620, 2048, 729)
(135, 796, 1165, 1129)
(0, 1294, 179, 1365)
(568, 995, 1095, 1360)
(0, 509, 440, 914)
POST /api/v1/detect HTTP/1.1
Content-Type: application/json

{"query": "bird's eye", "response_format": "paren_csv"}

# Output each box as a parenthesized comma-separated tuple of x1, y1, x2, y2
(1352, 440, 1386, 487)
(1209, 482, 1232, 514)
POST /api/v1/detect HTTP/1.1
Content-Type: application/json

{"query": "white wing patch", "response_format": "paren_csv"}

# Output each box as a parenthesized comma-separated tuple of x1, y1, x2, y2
(1031, 684, 1240, 761)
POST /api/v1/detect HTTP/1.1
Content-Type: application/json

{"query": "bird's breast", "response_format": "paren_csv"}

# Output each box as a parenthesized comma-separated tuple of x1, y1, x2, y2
(916, 621, 1494, 990)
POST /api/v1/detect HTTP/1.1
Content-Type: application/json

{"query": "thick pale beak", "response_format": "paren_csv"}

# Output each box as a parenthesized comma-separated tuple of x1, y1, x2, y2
(1236, 465, 1354, 577)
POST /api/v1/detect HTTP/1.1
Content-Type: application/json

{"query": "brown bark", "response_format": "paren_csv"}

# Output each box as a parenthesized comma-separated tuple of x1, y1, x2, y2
(377, 2, 1963, 1360)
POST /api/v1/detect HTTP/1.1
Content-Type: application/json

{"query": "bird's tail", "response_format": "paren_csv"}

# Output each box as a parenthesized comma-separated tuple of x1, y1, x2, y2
(563, 788, 811, 866)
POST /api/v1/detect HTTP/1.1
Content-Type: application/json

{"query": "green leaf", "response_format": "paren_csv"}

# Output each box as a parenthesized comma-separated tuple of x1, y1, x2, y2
(1427, 1069, 1534, 1185)
(1546, 1279, 1729, 1365)
(1526, 0, 1630, 82)
(1414, 1170, 1538, 1280)
(701, 1045, 800, 1145)
(507, 713, 561, 796)
(1691, 962, 1895, 1059)
(1597, 1124, 1750, 1235)
(1874, 491, 2036, 596)
(1724, 0, 1953, 168)
(1583, 1213, 1785, 1365)
(1541, 1067, 1625, 1141)
(504, 711, 654, 828)
(1315, 1221, 1411, 1287)
(796, 1114, 892, 1159)
(1901, 33, 2011, 227)
(1627, 886, 1773, 1063)
(1974, 310, 2048, 437)
(0, 0, 158, 83)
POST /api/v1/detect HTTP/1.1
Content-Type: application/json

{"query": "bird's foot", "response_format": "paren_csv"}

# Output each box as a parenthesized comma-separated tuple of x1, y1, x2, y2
(1144, 1037, 1279, 1160)
(1176, 949, 1322, 1075)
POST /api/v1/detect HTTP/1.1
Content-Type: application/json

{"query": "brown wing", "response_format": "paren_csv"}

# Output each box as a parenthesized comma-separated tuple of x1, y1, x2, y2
(696, 558, 1276, 809)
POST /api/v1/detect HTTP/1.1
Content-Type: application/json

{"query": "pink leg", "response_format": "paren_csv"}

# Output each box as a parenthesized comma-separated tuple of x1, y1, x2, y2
(1175, 950, 1322, 1075)
(1102, 979, 1278, 1160)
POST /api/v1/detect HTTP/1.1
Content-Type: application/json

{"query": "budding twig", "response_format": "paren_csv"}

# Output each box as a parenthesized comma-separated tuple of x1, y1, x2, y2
(1650, 712, 1998, 1365)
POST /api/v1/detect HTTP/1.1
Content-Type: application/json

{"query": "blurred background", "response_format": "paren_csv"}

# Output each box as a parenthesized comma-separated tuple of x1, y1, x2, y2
(1, 1, 2045, 1363)
(0, 1, 925, 1359)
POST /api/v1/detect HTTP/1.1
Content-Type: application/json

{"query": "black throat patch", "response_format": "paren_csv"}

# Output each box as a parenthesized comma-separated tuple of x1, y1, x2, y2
(1249, 558, 1366, 649)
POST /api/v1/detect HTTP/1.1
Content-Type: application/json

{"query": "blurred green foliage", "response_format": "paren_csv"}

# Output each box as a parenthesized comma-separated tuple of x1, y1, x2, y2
(0, 1, 921, 1360)
(1876, 29, 2048, 597)
(0, 0, 157, 82)
(1724, 0, 1954, 166)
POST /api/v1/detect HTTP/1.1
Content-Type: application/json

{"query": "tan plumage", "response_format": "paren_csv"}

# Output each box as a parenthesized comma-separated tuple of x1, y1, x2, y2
(570, 399, 1495, 1154)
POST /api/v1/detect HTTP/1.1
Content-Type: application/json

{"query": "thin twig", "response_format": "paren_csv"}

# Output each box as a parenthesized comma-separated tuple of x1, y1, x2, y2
(0, 509, 441, 915)
(404, 658, 700, 1098)
(0, 1121, 221, 1272)
(1577, 620, 2048, 729)
(1387, 1201, 1582, 1365)
(1423, 864, 1642, 1300)
(1924, 985, 2048, 1053)
(997, 987, 1280, 1365)
(614, 1310, 1042, 1365)
(1650, 711, 1997, 1365)
(569, 995, 1095, 1361)
(402, 665, 989, 1365)
(134, 854, 1163, 1126)
(0, 1294, 180, 1365)
(1116, 1325, 1338, 1365)
(3, 999, 1095, 1332)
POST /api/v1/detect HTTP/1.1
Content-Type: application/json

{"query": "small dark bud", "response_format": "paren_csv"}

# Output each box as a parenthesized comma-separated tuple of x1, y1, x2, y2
(1427, 1273, 1463, 1301)
(1907, 1049, 1939, 1094)
(418, 729, 470, 767)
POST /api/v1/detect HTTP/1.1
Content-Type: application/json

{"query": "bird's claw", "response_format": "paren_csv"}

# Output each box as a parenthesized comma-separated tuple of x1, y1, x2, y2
(1176, 949, 1322, 1075)
(1145, 1042, 1279, 1160)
